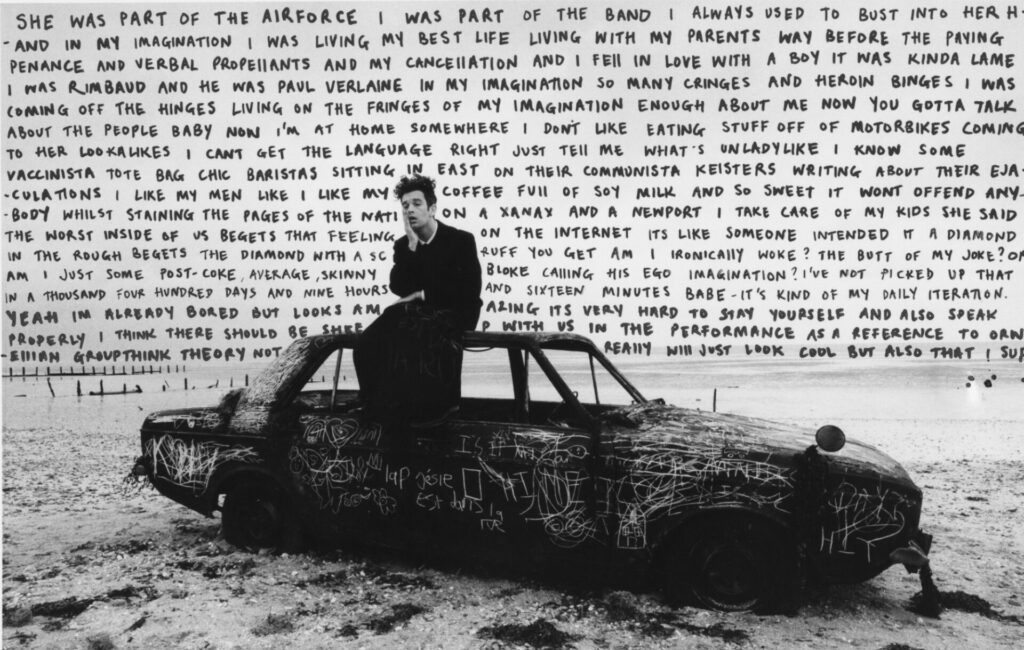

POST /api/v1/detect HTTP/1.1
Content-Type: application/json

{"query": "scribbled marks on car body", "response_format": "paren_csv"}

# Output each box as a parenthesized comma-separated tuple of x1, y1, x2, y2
(602, 404, 796, 550)
(300, 415, 382, 447)
(477, 427, 597, 549)
(606, 404, 914, 558)
(288, 415, 394, 515)
(146, 434, 259, 492)
(822, 482, 914, 563)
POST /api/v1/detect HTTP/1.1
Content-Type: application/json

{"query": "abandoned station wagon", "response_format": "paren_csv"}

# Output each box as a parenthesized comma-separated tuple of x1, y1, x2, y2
(133, 332, 932, 611)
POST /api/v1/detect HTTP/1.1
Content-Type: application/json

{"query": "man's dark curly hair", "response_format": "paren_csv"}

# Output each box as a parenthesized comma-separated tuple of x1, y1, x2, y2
(394, 174, 437, 206)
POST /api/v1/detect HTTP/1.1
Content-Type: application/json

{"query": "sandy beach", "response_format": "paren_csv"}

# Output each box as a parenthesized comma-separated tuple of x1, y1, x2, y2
(3, 359, 1023, 649)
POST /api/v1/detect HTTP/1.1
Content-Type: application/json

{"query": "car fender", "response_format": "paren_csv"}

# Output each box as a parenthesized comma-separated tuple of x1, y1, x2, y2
(650, 505, 796, 561)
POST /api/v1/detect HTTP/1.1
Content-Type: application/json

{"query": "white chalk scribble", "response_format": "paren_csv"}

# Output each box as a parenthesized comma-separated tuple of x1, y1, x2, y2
(147, 435, 259, 492)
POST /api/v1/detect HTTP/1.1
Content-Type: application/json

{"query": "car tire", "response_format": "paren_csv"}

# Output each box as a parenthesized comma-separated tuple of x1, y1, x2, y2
(222, 479, 288, 551)
(664, 517, 800, 613)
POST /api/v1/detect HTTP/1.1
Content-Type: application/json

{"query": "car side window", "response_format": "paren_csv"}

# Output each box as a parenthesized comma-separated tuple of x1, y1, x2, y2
(528, 349, 636, 426)
(456, 346, 521, 423)
(525, 350, 581, 428)
(292, 348, 360, 413)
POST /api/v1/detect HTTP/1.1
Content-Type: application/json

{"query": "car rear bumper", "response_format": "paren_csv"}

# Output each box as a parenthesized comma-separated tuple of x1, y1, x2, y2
(912, 528, 933, 556)
(890, 528, 933, 573)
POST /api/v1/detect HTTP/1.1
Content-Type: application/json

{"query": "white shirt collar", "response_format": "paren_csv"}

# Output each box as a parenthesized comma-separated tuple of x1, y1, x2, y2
(420, 224, 438, 246)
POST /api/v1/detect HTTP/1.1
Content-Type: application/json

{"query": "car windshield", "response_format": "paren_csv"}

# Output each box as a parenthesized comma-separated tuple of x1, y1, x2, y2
(243, 337, 337, 406)
(303, 349, 359, 393)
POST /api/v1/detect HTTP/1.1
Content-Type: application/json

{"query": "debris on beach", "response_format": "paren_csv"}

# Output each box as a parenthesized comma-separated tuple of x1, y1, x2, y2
(294, 569, 348, 589)
(31, 596, 94, 620)
(335, 623, 359, 638)
(85, 632, 115, 650)
(911, 588, 1024, 624)
(364, 566, 436, 590)
(365, 603, 428, 634)
(535, 590, 749, 642)
(477, 618, 580, 649)
(9, 631, 36, 645)
(18, 584, 159, 629)
(252, 611, 295, 637)
(125, 615, 148, 632)
(2, 605, 33, 627)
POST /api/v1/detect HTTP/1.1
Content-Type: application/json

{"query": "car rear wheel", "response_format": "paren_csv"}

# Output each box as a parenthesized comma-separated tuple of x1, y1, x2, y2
(222, 479, 287, 550)
(664, 517, 799, 612)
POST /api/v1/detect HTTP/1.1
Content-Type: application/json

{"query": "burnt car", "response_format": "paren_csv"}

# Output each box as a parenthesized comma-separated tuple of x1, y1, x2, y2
(132, 332, 931, 611)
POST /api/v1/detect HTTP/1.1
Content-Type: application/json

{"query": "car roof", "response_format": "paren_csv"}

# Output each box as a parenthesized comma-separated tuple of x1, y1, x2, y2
(309, 330, 600, 352)
(244, 329, 645, 415)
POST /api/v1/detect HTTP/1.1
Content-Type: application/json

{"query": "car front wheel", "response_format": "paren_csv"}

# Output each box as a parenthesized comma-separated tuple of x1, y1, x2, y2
(222, 479, 286, 550)
(664, 517, 799, 612)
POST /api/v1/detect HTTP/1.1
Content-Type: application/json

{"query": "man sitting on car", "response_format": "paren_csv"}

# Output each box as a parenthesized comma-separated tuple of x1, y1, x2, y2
(354, 174, 482, 424)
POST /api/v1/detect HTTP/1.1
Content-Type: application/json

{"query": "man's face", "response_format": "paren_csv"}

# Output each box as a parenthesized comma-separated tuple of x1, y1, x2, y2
(401, 190, 436, 233)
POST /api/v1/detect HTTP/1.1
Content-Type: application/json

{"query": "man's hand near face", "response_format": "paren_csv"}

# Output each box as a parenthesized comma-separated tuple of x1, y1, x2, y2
(403, 211, 418, 252)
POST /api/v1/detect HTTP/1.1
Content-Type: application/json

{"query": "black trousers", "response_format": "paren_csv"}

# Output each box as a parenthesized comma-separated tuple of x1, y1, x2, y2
(353, 303, 464, 423)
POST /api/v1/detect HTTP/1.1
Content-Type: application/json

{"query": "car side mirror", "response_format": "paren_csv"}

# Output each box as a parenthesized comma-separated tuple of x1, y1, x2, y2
(815, 425, 846, 452)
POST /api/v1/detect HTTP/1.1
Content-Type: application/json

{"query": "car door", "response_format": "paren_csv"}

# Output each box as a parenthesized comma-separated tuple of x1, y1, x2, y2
(284, 346, 416, 549)
(406, 345, 603, 563)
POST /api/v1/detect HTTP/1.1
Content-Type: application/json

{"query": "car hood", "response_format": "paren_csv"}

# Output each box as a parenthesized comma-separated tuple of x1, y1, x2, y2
(142, 406, 229, 434)
(605, 402, 914, 485)
(141, 388, 243, 434)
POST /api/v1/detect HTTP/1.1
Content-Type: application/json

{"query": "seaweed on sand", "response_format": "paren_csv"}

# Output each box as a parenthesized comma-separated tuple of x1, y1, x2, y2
(366, 603, 428, 634)
(477, 618, 581, 649)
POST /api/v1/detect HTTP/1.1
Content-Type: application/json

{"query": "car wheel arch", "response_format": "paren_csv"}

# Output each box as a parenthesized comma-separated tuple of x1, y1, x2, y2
(206, 464, 284, 512)
(651, 507, 794, 555)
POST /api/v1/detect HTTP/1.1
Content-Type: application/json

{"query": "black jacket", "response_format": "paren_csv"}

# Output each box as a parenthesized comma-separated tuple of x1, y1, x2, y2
(389, 220, 482, 330)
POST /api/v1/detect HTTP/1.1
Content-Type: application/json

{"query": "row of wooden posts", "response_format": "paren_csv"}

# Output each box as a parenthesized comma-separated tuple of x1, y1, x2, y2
(37, 375, 251, 398)
(8, 365, 185, 379)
